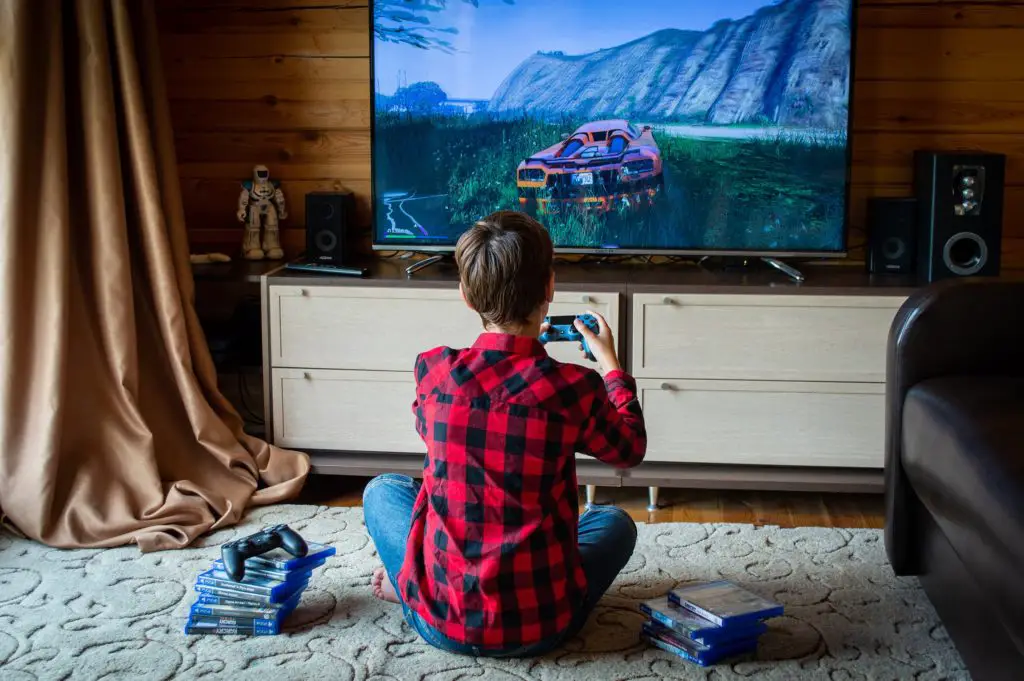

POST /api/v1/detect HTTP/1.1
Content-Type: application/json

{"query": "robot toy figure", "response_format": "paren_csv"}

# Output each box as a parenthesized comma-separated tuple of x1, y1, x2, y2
(237, 165, 287, 260)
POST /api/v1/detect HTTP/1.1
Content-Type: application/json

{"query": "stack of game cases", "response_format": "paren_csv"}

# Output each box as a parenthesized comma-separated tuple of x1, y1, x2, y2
(639, 580, 785, 666)
(185, 542, 336, 636)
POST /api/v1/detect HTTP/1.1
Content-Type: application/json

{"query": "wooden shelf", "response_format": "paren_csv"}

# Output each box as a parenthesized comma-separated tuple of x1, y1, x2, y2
(191, 259, 285, 284)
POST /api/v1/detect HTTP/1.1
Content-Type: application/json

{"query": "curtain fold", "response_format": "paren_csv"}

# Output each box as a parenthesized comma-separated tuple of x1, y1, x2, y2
(0, 0, 310, 551)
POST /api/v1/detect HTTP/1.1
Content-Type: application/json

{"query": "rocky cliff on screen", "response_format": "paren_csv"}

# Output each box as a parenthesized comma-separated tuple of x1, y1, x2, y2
(489, 0, 850, 128)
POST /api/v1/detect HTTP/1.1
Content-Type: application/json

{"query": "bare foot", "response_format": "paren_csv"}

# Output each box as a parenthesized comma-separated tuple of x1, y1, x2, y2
(371, 567, 400, 604)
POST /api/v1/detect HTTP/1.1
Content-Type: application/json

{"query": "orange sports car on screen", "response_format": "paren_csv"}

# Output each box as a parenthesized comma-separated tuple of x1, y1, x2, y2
(516, 119, 664, 214)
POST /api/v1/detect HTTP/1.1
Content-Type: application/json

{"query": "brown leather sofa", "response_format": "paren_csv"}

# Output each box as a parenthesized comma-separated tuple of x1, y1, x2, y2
(885, 278, 1024, 681)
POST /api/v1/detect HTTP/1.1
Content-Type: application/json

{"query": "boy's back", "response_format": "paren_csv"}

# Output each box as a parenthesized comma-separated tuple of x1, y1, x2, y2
(363, 210, 646, 657)
(398, 334, 645, 647)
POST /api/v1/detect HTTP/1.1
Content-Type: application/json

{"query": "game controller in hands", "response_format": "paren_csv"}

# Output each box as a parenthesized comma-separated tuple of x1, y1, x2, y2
(221, 524, 308, 581)
(539, 313, 600, 361)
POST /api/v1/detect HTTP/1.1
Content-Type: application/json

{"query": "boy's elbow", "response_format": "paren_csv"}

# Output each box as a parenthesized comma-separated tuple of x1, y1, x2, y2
(610, 428, 647, 469)
(621, 438, 647, 469)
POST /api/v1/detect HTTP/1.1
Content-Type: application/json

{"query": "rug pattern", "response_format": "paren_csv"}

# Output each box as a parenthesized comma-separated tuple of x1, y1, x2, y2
(0, 505, 968, 680)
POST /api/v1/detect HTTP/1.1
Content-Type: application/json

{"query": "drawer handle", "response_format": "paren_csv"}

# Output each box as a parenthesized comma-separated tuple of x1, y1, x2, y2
(300, 289, 309, 297)
(662, 296, 674, 305)
(660, 382, 675, 391)
(303, 372, 312, 380)
(581, 295, 592, 304)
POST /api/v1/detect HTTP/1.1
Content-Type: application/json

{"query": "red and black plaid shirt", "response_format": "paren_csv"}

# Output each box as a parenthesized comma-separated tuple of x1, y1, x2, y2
(396, 332, 647, 648)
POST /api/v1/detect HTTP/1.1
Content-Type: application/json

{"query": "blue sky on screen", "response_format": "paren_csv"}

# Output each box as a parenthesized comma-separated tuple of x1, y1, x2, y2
(375, 0, 783, 99)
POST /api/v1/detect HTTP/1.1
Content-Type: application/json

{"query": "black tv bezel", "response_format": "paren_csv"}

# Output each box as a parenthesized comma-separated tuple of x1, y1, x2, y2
(367, 0, 859, 259)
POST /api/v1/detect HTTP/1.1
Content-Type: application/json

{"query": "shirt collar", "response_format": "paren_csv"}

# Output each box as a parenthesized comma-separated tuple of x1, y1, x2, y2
(472, 332, 547, 358)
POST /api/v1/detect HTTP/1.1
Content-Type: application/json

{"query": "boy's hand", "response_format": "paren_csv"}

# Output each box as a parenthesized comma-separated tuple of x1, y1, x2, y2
(575, 311, 620, 375)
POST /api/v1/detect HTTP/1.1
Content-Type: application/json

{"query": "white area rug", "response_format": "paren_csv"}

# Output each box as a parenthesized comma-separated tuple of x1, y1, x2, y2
(0, 504, 967, 680)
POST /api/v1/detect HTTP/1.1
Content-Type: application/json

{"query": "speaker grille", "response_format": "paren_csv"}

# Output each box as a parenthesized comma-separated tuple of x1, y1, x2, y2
(866, 197, 916, 274)
(305, 192, 353, 264)
(942, 232, 988, 276)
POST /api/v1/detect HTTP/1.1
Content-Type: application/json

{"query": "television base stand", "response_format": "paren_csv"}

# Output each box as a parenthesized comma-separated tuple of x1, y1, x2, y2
(760, 257, 805, 283)
(697, 255, 805, 283)
(404, 254, 448, 277)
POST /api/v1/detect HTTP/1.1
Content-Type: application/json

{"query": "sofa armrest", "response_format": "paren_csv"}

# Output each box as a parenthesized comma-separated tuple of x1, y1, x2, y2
(885, 278, 1024, 573)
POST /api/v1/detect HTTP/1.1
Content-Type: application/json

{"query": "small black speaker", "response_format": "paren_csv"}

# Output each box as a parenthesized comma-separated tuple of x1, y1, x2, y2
(866, 197, 917, 274)
(914, 150, 1005, 283)
(305, 191, 355, 264)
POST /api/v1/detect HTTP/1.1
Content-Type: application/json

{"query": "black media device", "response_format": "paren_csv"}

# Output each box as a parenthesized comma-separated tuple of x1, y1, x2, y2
(306, 191, 355, 264)
(285, 261, 368, 277)
(914, 150, 1005, 283)
(295, 190, 367, 276)
(221, 524, 308, 582)
(866, 197, 917, 274)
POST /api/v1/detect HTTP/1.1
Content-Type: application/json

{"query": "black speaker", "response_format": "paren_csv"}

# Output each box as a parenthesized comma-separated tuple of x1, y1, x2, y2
(866, 197, 917, 274)
(305, 191, 355, 264)
(914, 150, 1005, 283)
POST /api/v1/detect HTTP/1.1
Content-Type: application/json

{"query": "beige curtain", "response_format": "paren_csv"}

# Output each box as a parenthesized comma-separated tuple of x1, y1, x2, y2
(0, 0, 310, 551)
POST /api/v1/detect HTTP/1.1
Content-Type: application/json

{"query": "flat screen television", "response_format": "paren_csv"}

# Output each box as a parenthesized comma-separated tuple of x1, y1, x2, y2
(370, 0, 857, 256)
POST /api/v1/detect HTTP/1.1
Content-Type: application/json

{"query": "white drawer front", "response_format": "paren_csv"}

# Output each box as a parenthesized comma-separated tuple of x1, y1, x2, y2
(269, 285, 619, 371)
(269, 286, 480, 371)
(638, 379, 884, 468)
(271, 369, 422, 453)
(632, 294, 905, 382)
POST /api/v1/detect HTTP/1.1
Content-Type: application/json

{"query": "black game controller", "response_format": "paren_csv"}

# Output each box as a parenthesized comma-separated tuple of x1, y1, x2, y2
(221, 524, 308, 581)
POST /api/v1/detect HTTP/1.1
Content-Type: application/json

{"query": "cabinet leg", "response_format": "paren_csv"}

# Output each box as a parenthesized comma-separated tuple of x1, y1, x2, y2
(647, 486, 660, 512)
(585, 485, 597, 509)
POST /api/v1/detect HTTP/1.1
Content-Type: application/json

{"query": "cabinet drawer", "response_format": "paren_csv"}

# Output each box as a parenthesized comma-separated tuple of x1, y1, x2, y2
(632, 294, 905, 382)
(268, 285, 619, 371)
(271, 369, 422, 453)
(269, 286, 480, 371)
(638, 379, 884, 468)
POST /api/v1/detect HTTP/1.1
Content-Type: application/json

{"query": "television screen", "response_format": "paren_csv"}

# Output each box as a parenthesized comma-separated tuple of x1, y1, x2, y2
(371, 0, 855, 255)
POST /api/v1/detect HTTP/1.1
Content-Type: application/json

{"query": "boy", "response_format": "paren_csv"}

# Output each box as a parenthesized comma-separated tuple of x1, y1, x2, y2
(363, 210, 647, 657)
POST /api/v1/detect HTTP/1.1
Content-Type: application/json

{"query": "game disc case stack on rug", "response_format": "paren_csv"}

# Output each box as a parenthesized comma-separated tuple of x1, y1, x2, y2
(639, 580, 784, 666)
(185, 542, 336, 636)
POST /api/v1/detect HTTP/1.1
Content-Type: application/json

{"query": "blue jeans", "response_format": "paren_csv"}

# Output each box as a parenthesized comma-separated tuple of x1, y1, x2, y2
(362, 473, 637, 657)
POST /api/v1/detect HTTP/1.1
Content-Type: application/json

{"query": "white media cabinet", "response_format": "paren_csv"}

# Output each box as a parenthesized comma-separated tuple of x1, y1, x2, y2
(261, 259, 916, 502)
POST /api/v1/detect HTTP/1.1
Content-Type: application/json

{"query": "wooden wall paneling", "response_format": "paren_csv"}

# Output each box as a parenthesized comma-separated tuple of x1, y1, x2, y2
(174, 132, 370, 180)
(857, 5, 1024, 30)
(158, 0, 1024, 267)
(179, 179, 371, 227)
(158, 0, 371, 255)
(164, 57, 369, 101)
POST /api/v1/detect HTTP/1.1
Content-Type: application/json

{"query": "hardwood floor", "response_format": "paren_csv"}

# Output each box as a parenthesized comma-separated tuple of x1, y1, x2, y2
(295, 474, 885, 529)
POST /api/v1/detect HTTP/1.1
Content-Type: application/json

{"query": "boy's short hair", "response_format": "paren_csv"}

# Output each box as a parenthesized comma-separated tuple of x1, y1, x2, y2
(455, 210, 553, 329)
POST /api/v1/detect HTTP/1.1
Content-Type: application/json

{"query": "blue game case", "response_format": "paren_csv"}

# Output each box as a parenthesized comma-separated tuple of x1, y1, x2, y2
(190, 591, 301, 620)
(642, 622, 759, 666)
(642, 632, 706, 666)
(640, 597, 767, 645)
(196, 569, 300, 599)
(188, 614, 281, 634)
(211, 556, 325, 582)
(668, 581, 784, 628)
(245, 541, 336, 571)
(193, 576, 308, 604)
(194, 591, 296, 613)
(184, 622, 277, 636)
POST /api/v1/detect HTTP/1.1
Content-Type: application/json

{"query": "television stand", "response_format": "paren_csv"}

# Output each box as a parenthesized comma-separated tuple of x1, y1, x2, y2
(760, 257, 805, 283)
(262, 261, 922, 499)
(404, 254, 448, 277)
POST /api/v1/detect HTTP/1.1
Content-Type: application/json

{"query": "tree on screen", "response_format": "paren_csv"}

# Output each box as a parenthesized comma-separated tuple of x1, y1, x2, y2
(374, 0, 514, 52)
